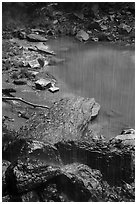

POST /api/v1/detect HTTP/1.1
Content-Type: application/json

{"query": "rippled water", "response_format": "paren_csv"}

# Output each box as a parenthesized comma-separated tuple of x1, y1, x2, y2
(48, 37, 135, 140)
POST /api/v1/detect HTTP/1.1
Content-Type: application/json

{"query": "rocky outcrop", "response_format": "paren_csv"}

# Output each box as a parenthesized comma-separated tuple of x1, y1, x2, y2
(2, 96, 135, 202)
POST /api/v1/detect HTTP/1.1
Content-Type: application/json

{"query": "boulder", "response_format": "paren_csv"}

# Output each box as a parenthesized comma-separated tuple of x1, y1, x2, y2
(18, 96, 100, 144)
(48, 85, 59, 93)
(35, 78, 52, 90)
(59, 163, 103, 201)
(5, 159, 102, 201)
(36, 43, 55, 55)
(109, 133, 135, 148)
(76, 30, 89, 41)
(5, 158, 61, 194)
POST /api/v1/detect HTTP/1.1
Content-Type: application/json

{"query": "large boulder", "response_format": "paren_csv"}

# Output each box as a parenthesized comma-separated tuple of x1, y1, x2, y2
(5, 159, 103, 202)
(18, 96, 100, 144)
(5, 158, 61, 195)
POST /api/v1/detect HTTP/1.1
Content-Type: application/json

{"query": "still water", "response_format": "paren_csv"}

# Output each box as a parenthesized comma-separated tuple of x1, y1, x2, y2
(48, 37, 135, 140)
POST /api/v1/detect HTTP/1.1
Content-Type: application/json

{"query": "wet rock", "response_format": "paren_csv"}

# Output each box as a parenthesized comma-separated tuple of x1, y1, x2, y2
(21, 190, 40, 202)
(86, 21, 101, 31)
(100, 24, 108, 31)
(26, 33, 47, 42)
(38, 163, 103, 202)
(92, 37, 99, 42)
(19, 96, 100, 144)
(31, 28, 45, 34)
(97, 33, 109, 41)
(18, 31, 26, 39)
(48, 85, 59, 93)
(73, 12, 84, 20)
(36, 43, 55, 55)
(28, 46, 38, 51)
(2, 160, 11, 196)
(39, 183, 68, 202)
(76, 30, 89, 41)
(53, 19, 58, 25)
(5, 158, 61, 194)
(3, 138, 62, 165)
(109, 133, 135, 148)
(59, 163, 103, 201)
(28, 59, 40, 69)
(35, 78, 52, 90)
(55, 136, 134, 185)
(37, 57, 48, 67)
(6, 160, 103, 202)
(119, 23, 132, 33)
(121, 128, 135, 135)
(101, 180, 135, 202)
(55, 140, 105, 167)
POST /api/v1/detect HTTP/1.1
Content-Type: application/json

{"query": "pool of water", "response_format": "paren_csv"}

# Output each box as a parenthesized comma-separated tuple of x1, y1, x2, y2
(48, 37, 135, 140)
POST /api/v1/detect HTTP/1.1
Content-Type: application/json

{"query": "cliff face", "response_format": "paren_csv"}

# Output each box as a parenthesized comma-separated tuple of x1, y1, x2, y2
(3, 96, 135, 202)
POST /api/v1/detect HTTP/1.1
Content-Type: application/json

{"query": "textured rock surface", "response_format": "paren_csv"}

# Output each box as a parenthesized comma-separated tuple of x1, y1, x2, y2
(3, 138, 62, 165)
(2, 96, 135, 202)
(18, 96, 100, 144)
(5, 158, 61, 194)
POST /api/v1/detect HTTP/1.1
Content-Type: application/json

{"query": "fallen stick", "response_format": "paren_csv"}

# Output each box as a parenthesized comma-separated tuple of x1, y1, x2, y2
(2, 96, 49, 109)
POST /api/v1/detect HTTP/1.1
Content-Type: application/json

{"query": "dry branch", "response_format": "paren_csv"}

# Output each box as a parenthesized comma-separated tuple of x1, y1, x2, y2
(2, 96, 49, 109)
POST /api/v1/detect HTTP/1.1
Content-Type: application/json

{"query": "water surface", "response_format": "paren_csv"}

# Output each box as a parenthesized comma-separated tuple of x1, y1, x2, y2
(48, 37, 135, 140)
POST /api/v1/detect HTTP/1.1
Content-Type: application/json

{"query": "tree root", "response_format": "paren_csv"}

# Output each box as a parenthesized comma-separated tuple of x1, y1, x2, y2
(2, 96, 49, 109)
